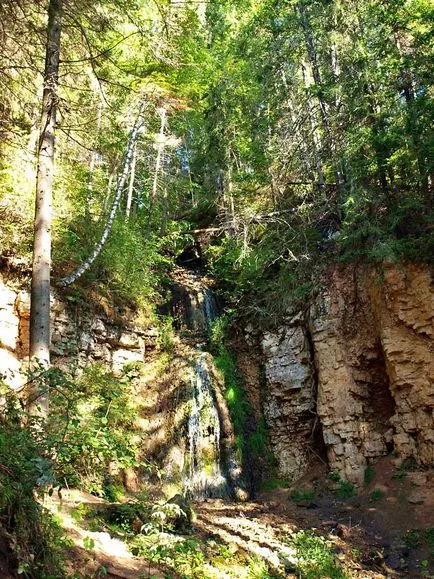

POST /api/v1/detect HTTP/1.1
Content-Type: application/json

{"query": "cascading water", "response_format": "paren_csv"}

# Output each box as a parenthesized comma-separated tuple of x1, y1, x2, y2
(165, 266, 243, 499)
(184, 352, 228, 498)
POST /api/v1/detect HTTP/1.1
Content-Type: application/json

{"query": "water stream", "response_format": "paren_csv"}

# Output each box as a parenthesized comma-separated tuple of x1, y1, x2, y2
(184, 351, 228, 498)
(168, 268, 241, 499)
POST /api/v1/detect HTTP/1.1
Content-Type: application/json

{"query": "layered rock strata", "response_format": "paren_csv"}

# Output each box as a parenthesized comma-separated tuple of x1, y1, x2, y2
(0, 276, 158, 388)
(257, 264, 433, 485)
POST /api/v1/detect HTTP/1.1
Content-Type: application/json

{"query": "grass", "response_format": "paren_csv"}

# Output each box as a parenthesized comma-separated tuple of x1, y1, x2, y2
(364, 465, 375, 486)
(370, 488, 383, 502)
(290, 488, 316, 504)
(289, 529, 347, 578)
(260, 478, 290, 490)
(370, 489, 384, 503)
(328, 472, 356, 499)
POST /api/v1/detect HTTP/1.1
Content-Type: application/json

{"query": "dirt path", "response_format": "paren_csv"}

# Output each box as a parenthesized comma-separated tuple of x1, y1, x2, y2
(44, 458, 433, 578)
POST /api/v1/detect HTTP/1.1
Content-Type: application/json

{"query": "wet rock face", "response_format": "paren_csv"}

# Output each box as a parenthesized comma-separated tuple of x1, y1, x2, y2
(166, 267, 219, 336)
(255, 264, 433, 486)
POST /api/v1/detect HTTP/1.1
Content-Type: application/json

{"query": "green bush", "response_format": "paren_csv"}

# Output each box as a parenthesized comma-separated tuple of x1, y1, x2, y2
(0, 391, 67, 577)
(364, 465, 375, 486)
(370, 489, 383, 502)
(328, 472, 356, 499)
(44, 364, 142, 495)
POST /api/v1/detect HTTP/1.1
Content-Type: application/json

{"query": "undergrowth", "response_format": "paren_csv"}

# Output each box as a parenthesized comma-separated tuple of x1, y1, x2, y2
(0, 362, 147, 576)
(210, 316, 273, 484)
(288, 530, 346, 579)
(0, 386, 68, 577)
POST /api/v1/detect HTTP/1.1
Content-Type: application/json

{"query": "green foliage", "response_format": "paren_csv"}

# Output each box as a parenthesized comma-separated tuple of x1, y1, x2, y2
(426, 528, 434, 557)
(369, 489, 383, 502)
(260, 478, 290, 491)
(328, 472, 356, 500)
(157, 315, 176, 353)
(364, 465, 375, 486)
(289, 530, 346, 579)
(336, 480, 356, 500)
(404, 530, 421, 551)
(131, 527, 274, 579)
(43, 364, 142, 495)
(0, 390, 67, 577)
(212, 319, 273, 483)
(92, 222, 171, 307)
(213, 346, 248, 452)
(291, 488, 316, 504)
(393, 457, 418, 481)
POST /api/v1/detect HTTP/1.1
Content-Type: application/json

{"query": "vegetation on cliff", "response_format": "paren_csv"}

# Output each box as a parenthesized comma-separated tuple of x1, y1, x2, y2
(0, 0, 433, 576)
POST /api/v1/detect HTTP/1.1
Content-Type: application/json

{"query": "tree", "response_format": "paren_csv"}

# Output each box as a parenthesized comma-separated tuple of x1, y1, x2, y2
(29, 0, 63, 408)
(58, 99, 146, 287)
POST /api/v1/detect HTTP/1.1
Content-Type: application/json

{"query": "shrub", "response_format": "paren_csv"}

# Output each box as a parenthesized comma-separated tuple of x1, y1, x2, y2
(0, 390, 67, 577)
(43, 364, 141, 495)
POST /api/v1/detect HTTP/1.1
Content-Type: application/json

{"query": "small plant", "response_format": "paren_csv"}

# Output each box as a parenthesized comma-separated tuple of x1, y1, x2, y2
(404, 530, 421, 550)
(337, 479, 356, 499)
(83, 536, 96, 551)
(370, 488, 383, 502)
(157, 315, 175, 352)
(103, 480, 125, 502)
(328, 472, 356, 499)
(420, 559, 433, 578)
(364, 465, 375, 485)
(393, 457, 418, 482)
(290, 488, 316, 504)
(351, 547, 360, 560)
(425, 528, 434, 556)
(289, 529, 346, 578)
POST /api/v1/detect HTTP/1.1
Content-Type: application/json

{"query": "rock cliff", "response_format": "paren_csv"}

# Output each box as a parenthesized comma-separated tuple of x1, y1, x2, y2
(249, 263, 433, 486)
(0, 262, 432, 489)
(0, 275, 158, 389)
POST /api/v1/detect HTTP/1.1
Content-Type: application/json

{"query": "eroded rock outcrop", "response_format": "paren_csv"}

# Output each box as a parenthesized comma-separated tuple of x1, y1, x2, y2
(255, 263, 433, 486)
(310, 269, 395, 485)
(260, 317, 316, 481)
(369, 265, 434, 468)
(0, 275, 158, 388)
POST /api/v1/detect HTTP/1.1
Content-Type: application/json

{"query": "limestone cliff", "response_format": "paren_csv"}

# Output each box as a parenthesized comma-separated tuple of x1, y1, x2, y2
(0, 275, 158, 389)
(0, 263, 432, 490)
(248, 263, 433, 486)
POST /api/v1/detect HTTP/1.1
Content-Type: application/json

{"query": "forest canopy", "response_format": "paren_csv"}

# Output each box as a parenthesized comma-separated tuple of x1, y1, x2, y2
(0, 0, 432, 323)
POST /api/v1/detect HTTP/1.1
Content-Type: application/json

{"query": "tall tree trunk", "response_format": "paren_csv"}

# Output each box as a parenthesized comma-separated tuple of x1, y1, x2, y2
(29, 0, 62, 406)
(125, 141, 137, 219)
(58, 101, 145, 287)
(146, 106, 167, 236)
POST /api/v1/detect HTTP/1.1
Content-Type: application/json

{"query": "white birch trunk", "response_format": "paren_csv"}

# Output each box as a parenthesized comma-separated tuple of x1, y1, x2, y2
(125, 141, 137, 219)
(58, 101, 145, 287)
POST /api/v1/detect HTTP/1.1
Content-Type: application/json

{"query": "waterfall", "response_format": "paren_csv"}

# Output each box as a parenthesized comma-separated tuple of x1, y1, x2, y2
(164, 266, 244, 499)
(184, 352, 228, 499)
